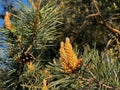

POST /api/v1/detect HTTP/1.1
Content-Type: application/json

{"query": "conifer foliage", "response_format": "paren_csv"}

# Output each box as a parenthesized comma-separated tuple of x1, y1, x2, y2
(0, 0, 120, 90)
(0, 0, 61, 89)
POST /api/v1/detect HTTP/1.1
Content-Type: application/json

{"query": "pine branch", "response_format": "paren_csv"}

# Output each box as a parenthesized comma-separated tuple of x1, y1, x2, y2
(46, 45, 120, 89)
(86, 0, 120, 35)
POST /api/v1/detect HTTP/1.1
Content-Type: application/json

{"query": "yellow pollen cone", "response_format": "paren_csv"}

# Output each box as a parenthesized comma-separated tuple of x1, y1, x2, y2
(59, 37, 83, 73)
(60, 58, 72, 73)
(42, 79, 48, 90)
(4, 12, 13, 30)
(27, 61, 34, 71)
(64, 37, 78, 70)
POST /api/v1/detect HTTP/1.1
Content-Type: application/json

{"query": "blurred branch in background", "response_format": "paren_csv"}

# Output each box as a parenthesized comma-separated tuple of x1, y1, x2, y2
(0, 0, 120, 90)
(83, 0, 120, 36)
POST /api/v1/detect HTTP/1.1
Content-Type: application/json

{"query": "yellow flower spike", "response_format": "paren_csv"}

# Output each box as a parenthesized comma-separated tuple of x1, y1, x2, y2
(64, 37, 78, 70)
(59, 42, 67, 61)
(42, 79, 48, 90)
(60, 58, 72, 73)
(44, 70, 52, 79)
(59, 37, 83, 73)
(4, 12, 13, 30)
(59, 41, 71, 72)
(27, 61, 34, 71)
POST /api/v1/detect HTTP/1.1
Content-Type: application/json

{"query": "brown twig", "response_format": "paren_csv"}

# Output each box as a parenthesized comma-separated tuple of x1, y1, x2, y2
(93, 0, 100, 14)
(29, 0, 37, 10)
(103, 23, 120, 35)
(86, 0, 120, 36)
(36, 0, 41, 11)
(29, 0, 41, 11)
(94, 0, 120, 35)
(86, 13, 100, 18)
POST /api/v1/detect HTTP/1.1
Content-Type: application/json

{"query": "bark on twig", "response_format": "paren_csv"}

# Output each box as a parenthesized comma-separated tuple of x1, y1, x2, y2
(86, 0, 120, 36)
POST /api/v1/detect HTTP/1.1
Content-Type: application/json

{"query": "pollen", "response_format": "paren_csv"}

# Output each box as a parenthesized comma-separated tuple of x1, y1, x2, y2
(59, 37, 83, 73)
(27, 61, 34, 71)
(64, 37, 78, 70)
(42, 79, 48, 90)
(4, 12, 13, 30)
